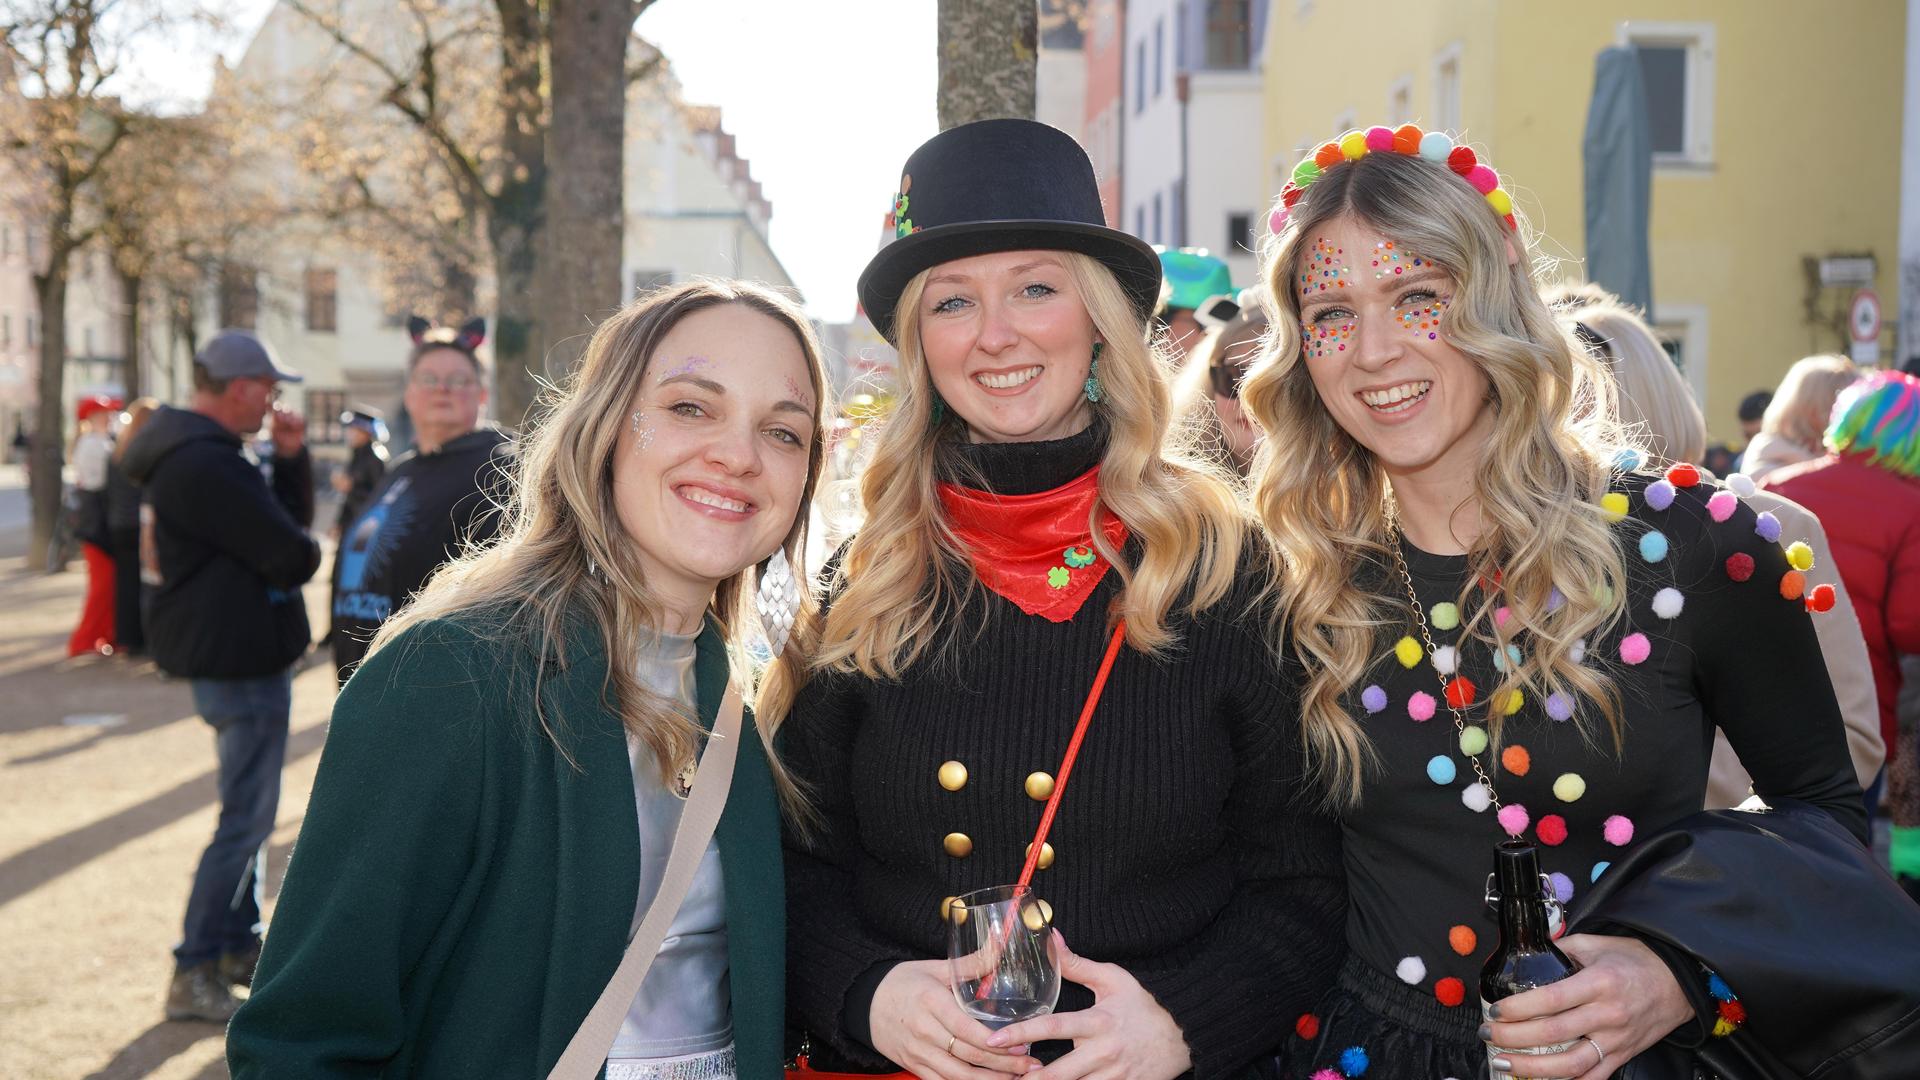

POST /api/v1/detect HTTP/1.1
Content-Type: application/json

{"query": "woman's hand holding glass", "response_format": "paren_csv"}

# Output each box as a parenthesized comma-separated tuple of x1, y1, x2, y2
(986, 934, 1192, 1080)
(869, 959, 1038, 1080)
(1481, 933, 1694, 1080)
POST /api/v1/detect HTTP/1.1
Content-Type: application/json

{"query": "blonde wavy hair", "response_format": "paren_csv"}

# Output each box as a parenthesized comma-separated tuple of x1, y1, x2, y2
(1242, 149, 1637, 807)
(771, 253, 1244, 703)
(1764, 354, 1860, 453)
(370, 280, 829, 815)
(1545, 284, 1707, 466)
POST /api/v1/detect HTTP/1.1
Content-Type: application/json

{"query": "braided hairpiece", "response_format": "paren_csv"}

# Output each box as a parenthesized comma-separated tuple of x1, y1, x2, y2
(1270, 124, 1517, 235)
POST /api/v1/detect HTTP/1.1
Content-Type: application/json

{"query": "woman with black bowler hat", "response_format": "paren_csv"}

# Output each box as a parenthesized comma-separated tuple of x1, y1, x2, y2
(769, 119, 1345, 1080)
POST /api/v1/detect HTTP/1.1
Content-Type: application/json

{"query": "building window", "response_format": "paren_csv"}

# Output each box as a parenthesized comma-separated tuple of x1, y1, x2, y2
(1135, 39, 1147, 113)
(632, 268, 674, 297)
(1651, 303, 1710, 410)
(1205, 0, 1251, 69)
(1227, 212, 1254, 255)
(1433, 43, 1463, 133)
(1388, 76, 1413, 125)
(306, 388, 348, 445)
(1151, 192, 1163, 245)
(306, 268, 338, 333)
(1621, 22, 1716, 167)
(1153, 18, 1165, 99)
(220, 263, 259, 330)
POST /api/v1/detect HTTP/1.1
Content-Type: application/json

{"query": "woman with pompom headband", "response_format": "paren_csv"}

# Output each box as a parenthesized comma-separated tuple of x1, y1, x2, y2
(1240, 125, 1866, 1078)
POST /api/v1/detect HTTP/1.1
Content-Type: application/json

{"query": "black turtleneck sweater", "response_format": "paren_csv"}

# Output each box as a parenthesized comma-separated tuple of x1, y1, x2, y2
(782, 425, 1346, 1079)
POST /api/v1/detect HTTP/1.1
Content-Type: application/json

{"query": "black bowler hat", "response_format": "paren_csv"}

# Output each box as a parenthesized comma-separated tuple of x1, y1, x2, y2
(857, 119, 1161, 344)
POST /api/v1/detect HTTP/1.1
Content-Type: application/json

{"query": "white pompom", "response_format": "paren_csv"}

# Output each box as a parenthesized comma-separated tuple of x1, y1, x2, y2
(1728, 473, 1757, 497)
(1569, 638, 1587, 664)
(1433, 645, 1459, 675)
(1651, 587, 1685, 619)
(1462, 782, 1493, 812)
(1396, 955, 1427, 984)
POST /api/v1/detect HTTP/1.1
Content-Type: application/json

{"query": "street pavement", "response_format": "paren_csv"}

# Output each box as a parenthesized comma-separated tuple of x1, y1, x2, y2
(0, 542, 336, 1079)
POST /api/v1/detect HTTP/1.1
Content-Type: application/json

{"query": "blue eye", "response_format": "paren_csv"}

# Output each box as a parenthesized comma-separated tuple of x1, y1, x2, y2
(931, 295, 969, 314)
(1307, 307, 1353, 325)
(1022, 282, 1058, 299)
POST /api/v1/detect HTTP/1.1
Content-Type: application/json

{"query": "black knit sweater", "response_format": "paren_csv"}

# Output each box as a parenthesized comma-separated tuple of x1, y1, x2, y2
(782, 425, 1346, 1079)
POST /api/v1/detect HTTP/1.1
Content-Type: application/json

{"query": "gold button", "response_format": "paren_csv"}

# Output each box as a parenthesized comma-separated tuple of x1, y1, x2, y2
(943, 832, 973, 858)
(942, 896, 967, 924)
(1025, 841, 1055, 870)
(1020, 898, 1054, 931)
(938, 760, 968, 791)
(1024, 771, 1055, 801)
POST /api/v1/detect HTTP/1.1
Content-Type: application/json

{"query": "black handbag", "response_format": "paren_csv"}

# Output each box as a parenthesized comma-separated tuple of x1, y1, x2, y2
(1568, 798, 1920, 1080)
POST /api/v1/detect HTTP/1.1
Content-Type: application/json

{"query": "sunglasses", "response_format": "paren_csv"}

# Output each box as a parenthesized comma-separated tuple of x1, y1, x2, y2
(1207, 338, 1264, 399)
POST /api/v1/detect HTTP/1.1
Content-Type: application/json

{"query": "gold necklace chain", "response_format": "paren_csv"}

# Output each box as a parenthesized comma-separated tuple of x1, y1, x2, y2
(1382, 491, 1505, 816)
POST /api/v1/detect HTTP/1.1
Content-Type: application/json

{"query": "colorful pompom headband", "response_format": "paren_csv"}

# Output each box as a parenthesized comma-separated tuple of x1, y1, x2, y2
(1269, 124, 1516, 235)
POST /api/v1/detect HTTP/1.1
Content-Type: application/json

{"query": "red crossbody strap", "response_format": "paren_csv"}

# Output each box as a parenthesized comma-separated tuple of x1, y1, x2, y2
(1016, 620, 1128, 889)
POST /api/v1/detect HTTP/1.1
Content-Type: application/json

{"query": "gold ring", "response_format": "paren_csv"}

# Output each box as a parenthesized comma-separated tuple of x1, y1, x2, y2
(1582, 1036, 1606, 1065)
(947, 1034, 958, 1055)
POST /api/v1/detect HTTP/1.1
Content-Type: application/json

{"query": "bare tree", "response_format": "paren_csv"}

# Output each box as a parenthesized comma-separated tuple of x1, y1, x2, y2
(281, 0, 650, 426)
(937, 0, 1037, 130)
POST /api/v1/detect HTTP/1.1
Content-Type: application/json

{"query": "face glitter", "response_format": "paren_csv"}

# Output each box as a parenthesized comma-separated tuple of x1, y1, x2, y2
(630, 409, 655, 452)
(1298, 237, 1353, 299)
(655, 355, 710, 384)
(1370, 240, 1429, 281)
(1306, 318, 1356, 361)
(1398, 294, 1450, 340)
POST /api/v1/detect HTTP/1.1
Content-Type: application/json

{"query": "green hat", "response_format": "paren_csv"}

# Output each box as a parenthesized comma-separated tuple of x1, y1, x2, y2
(1156, 248, 1233, 313)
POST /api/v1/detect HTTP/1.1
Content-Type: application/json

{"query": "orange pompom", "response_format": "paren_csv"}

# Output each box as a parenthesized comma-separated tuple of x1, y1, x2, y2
(1448, 925, 1477, 955)
(1808, 583, 1837, 612)
(1315, 141, 1344, 169)
(1392, 123, 1424, 155)
(1780, 570, 1806, 601)
(1434, 977, 1466, 1007)
(1501, 744, 1532, 776)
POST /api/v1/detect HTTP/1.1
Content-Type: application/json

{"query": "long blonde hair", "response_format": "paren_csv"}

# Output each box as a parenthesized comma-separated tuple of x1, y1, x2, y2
(1242, 149, 1635, 807)
(1173, 303, 1269, 476)
(1763, 354, 1860, 453)
(370, 280, 829, 814)
(1546, 285, 1707, 466)
(785, 253, 1244, 695)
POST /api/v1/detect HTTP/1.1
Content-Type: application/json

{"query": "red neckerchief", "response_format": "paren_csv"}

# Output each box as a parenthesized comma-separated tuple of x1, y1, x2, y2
(937, 466, 1129, 622)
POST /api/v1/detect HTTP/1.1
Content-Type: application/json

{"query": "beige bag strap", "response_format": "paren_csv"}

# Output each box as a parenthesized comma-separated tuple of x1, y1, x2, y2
(547, 681, 744, 1080)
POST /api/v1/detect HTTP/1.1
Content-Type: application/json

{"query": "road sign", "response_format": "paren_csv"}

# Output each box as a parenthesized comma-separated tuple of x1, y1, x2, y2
(1850, 289, 1881, 364)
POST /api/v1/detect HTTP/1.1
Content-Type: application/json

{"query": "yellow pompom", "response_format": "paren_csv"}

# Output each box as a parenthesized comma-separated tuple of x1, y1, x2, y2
(1339, 130, 1368, 160)
(1600, 492, 1629, 522)
(1503, 689, 1525, 715)
(1786, 541, 1815, 571)
(1713, 1017, 1737, 1038)
(1394, 635, 1424, 669)
(1486, 188, 1514, 216)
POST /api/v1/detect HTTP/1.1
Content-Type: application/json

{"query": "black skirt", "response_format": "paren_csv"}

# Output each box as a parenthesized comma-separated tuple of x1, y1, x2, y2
(1276, 955, 1488, 1080)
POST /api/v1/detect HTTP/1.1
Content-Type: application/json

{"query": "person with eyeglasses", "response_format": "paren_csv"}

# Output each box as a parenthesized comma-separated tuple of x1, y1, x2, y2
(1173, 294, 1268, 478)
(330, 316, 513, 682)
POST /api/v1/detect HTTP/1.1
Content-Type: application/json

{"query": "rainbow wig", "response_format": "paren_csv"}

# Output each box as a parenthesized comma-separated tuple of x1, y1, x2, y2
(1826, 370, 1920, 478)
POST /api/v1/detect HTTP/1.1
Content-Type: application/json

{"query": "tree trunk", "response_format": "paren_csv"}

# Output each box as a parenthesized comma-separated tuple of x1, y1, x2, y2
(539, 0, 632, 377)
(119, 268, 142, 400)
(486, 0, 551, 430)
(937, 0, 1039, 130)
(29, 264, 71, 570)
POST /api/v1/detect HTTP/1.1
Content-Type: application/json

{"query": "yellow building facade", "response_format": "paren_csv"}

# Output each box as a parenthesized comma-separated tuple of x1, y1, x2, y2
(1259, 0, 1906, 439)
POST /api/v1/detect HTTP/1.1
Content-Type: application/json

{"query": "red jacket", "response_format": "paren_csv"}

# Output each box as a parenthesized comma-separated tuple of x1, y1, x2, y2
(1766, 452, 1920, 762)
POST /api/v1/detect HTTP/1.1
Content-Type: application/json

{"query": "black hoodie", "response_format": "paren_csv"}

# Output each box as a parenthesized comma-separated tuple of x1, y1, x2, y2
(122, 405, 322, 679)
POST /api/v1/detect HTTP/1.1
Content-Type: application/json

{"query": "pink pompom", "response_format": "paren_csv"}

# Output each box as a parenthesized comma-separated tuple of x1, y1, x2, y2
(1494, 606, 1511, 629)
(1497, 803, 1530, 837)
(1269, 208, 1288, 234)
(1407, 691, 1436, 721)
(1365, 125, 1395, 152)
(1312, 1071, 1343, 1080)
(1465, 164, 1499, 194)
(1619, 632, 1651, 665)
(1707, 490, 1738, 522)
(1603, 814, 1635, 846)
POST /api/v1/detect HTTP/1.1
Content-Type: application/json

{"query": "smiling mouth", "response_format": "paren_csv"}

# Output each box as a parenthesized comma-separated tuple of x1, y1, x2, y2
(975, 366, 1043, 390)
(1360, 380, 1432, 413)
(677, 486, 752, 513)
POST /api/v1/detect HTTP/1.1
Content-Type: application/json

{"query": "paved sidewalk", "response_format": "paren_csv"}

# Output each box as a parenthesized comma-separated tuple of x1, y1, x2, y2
(0, 553, 336, 1080)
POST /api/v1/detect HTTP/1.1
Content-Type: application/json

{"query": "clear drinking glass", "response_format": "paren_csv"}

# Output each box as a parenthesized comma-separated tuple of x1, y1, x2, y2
(946, 884, 1061, 1030)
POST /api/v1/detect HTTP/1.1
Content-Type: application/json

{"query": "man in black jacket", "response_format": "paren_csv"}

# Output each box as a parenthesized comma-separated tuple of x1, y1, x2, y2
(122, 329, 321, 1023)
(330, 317, 510, 682)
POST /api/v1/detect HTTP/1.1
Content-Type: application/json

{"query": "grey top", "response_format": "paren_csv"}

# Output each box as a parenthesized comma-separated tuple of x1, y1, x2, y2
(610, 628, 733, 1060)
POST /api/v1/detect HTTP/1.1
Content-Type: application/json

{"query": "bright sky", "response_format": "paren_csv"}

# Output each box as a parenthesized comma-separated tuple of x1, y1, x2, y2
(115, 0, 938, 322)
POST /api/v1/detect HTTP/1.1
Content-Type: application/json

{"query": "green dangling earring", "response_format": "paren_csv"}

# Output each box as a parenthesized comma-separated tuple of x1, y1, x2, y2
(930, 393, 946, 424)
(1084, 342, 1105, 404)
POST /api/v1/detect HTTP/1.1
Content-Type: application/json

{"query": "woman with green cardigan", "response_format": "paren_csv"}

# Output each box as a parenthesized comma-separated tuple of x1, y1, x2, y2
(227, 280, 831, 1080)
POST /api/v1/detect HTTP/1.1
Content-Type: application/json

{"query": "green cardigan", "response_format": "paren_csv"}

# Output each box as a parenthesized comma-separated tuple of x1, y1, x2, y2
(226, 614, 786, 1079)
